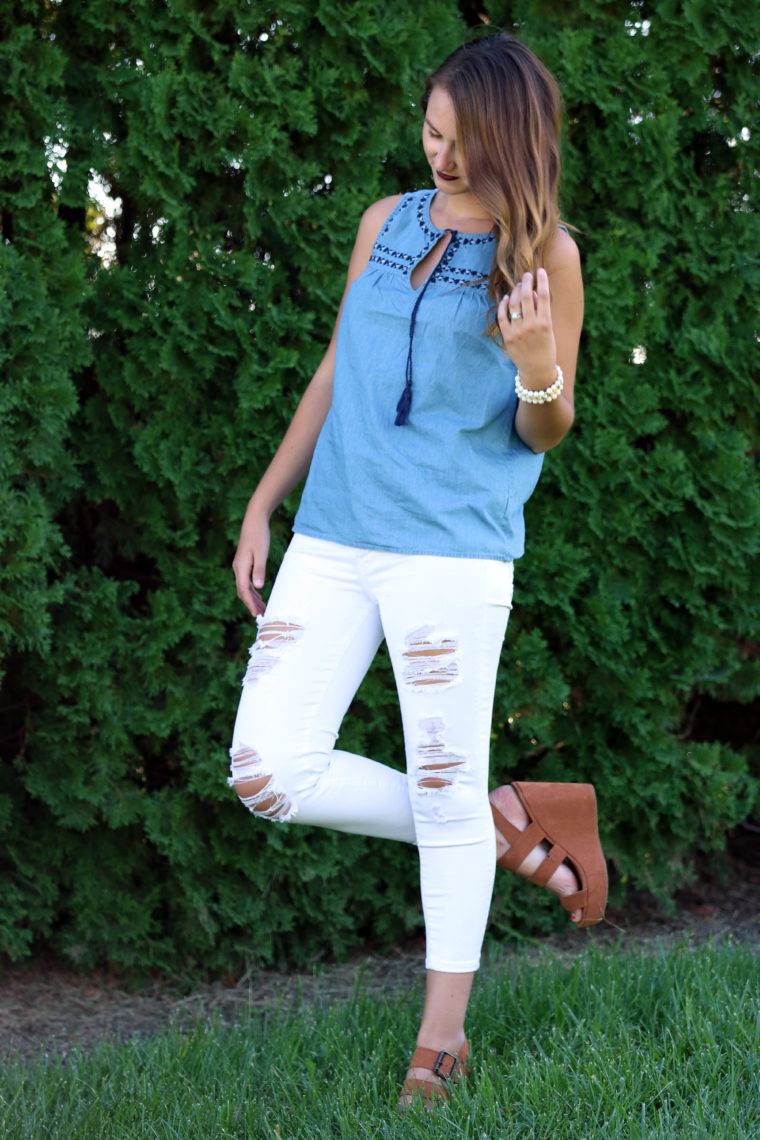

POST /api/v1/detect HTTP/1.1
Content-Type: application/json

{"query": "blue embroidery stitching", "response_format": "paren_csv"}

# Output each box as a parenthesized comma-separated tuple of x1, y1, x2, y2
(371, 192, 492, 283)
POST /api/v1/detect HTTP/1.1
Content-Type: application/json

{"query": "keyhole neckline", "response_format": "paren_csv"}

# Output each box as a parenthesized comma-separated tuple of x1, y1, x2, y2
(409, 230, 457, 293)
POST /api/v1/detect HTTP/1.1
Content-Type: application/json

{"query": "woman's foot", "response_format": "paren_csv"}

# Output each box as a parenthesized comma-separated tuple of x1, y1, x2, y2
(399, 1036, 469, 1109)
(490, 784, 581, 921)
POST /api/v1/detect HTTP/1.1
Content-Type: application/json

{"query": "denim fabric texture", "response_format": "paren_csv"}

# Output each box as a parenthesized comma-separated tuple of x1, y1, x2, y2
(293, 189, 544, 560)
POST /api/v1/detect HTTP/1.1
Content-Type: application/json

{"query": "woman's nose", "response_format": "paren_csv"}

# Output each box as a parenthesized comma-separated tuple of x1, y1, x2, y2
(437, 143, 455, 169)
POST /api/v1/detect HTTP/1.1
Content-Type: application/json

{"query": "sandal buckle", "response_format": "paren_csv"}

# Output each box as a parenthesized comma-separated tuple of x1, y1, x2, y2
(433, 1050, 458, 1080)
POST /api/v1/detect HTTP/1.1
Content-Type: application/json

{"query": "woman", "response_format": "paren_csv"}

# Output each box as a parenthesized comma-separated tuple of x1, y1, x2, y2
(229, 32, 607, 1107)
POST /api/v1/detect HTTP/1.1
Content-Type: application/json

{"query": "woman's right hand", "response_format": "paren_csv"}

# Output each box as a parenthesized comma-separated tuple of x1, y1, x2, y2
(232, 508, 270, 618)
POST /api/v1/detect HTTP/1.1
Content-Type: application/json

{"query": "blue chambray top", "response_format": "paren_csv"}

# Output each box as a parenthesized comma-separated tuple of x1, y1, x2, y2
(292, 189, 544, 560)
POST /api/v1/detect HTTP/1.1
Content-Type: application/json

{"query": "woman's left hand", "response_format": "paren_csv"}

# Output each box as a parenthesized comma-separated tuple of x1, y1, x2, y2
(497, 267, 557, 390)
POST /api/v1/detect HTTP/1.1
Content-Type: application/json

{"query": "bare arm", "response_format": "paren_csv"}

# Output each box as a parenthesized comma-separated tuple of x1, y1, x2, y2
(232, 195, 402, 616)
(497, 227, 584, 453)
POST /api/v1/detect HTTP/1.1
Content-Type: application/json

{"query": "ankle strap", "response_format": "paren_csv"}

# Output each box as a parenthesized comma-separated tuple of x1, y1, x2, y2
(409, 1045, 464, 1080)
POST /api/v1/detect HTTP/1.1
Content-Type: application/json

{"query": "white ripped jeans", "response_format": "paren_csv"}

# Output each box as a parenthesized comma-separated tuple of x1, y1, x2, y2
(229, 534, 513, 973)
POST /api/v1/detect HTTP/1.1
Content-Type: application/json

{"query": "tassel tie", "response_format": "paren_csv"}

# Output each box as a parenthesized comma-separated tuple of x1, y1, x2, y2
(394, 231, 459, 426)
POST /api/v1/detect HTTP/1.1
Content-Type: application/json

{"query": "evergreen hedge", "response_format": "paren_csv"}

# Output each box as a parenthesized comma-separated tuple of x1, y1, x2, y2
(1, 0, 758, 973)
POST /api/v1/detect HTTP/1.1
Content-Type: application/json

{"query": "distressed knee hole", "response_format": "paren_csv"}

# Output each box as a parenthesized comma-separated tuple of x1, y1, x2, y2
(257, 620, 303, 645)
(227, 744, 294, 821)
(402, 626, 459, 689)
(242, 619, 304, 686)
(415, 717, 467, 790)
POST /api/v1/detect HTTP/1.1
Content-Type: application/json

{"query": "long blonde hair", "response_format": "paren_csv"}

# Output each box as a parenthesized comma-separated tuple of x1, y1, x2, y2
(422, 34, 562, 339)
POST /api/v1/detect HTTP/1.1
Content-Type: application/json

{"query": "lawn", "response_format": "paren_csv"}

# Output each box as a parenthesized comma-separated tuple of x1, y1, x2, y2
(1, 939, 757, 1139)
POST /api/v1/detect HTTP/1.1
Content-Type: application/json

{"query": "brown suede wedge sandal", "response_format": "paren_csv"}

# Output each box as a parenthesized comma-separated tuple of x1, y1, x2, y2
(400, 1039, 470, 1107)
(491, 781, 607, 928)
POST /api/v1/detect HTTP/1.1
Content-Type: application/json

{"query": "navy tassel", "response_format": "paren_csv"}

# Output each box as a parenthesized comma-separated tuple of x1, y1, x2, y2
(394, 382, 413, 426)
(394, 230, 458, 427)
(394, 271, 434, 427)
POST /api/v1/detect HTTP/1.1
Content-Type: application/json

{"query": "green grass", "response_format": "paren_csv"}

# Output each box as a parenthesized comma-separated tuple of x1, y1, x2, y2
(1, 940, 758, 1139)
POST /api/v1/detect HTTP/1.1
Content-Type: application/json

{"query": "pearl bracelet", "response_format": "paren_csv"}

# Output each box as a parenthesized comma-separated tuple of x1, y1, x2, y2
(515, 365, 564, 405)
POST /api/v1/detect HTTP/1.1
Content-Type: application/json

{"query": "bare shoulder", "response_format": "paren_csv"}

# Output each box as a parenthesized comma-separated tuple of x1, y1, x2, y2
(341, 194, 404, 288)
(544, 224, 581, 275)
(358, 194, 404, 240)
(346, 194, 404, 278)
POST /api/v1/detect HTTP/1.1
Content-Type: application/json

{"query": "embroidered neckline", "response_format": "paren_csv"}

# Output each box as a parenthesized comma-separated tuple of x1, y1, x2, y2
(418, 191, 494, 246)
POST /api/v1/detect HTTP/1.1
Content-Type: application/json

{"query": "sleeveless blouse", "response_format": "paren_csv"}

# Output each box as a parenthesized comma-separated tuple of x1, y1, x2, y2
(293, 189, 544, 560)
